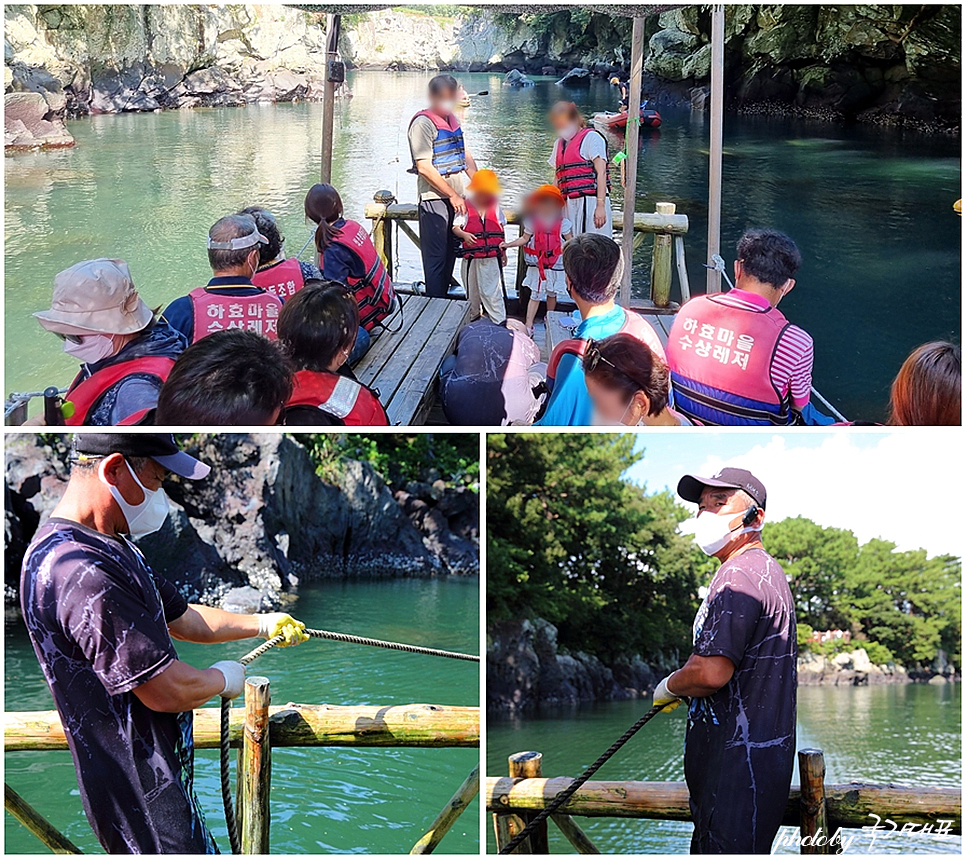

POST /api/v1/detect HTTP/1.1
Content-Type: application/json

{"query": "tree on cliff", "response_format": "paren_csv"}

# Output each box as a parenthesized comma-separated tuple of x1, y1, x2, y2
(486, 433, 707, 662)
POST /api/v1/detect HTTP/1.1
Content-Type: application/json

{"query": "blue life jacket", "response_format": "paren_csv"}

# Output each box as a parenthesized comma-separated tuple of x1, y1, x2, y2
(409, 110, 466, 176)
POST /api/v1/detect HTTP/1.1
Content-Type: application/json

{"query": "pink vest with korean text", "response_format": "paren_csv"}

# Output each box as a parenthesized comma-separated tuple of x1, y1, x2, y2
(250, 258, 305, 299)
(188, 287, 282, 343)
(666, 293, 792, 426)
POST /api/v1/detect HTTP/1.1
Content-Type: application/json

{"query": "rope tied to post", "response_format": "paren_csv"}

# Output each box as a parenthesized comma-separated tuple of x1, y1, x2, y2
(497, 703, 673, 854)
(220, 627, 479, 853)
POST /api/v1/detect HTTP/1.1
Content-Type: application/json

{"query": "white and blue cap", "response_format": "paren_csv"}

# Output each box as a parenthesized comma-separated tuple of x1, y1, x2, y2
(206, 224, 267, 250)
(72, 433, 210, 480)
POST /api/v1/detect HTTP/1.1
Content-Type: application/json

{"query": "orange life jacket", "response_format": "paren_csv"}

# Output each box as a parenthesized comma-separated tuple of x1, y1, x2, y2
(326, 219, 396, 332)
(554, 128, 611, 199)
(64, 356, 175, 426)
(287, 370, 389, 426)
(458, 201, 504, 260)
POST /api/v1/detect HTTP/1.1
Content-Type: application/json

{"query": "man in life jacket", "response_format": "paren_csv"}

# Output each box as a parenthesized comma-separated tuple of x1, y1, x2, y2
(31, 258, 186, 426)
(453, 168, 507, 324)
(155, 330, 294, 426)
(278, 281, 389, 426)
(162, 213, 283, 344)
(408, 73, 478, 298)
(240, 205, 321, 300)
(666, 229, 821, 426)
(537, 234, 666, 426)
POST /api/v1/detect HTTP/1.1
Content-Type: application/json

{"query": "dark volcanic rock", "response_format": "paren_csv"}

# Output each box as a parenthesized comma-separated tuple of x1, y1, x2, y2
(556, 67, 591, 87)
(5, 434, 474, 611)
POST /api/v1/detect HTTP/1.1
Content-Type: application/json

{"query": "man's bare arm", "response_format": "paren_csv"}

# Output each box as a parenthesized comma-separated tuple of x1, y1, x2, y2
(133, 660, 227, 713)
(168, 605, 259, 644)
(667, 654, 735, 698)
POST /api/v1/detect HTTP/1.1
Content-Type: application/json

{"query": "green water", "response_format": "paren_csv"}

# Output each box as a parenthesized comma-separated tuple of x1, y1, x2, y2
(4, 72, 960, 420)
(487, 683, 961, 854)
(5, 577, 480, 854)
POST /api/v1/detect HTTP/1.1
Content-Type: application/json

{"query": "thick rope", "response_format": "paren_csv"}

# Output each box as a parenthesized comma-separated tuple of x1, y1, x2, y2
(498, 703, 671, 854)
(219, 627, 478, 852)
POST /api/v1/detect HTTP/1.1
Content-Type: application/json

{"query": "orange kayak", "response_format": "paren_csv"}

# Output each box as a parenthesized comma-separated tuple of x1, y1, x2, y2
(593, 108, 662, 130)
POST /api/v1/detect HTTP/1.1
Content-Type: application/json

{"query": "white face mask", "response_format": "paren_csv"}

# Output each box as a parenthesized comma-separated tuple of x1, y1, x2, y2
(682, 508, 759, 557)
(559, 123, 580, 141)
(438, 100, 456, 115)
(63, 334, 117, 364)
(101, 459, 171, 538)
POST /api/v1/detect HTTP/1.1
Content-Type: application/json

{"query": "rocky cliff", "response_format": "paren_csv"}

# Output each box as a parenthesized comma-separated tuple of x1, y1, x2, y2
(4, 5, 960, 134)
(5, 434, 479, 613)
(487, 616, 953, 713)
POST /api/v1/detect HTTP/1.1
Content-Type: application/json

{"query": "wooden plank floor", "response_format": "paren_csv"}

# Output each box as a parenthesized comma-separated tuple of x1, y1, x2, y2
(355, 293, 471, 426)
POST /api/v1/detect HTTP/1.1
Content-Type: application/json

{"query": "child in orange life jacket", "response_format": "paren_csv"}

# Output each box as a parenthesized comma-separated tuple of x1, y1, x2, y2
(501, 184, 574, 334)
(452, 168, 507, 324)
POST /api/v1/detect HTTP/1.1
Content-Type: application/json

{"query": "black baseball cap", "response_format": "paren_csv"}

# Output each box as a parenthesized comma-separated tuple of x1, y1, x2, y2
(677, 467, 766, 510)
(72, 433, 210, 480)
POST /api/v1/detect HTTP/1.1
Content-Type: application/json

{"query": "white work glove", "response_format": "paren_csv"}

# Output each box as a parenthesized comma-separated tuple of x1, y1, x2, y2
(212, 660, 246, 699)
(256, 612, 309, 647)
(653, 674, 683, 712)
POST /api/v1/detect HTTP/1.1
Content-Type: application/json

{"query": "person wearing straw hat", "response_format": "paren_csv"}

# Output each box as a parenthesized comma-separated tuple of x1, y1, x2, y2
(453, 167, 507, 324)
(32, 258, 186, 426)
(162, 213, 284, 345)
(653, 467, 796, 854)
(20, 433, 308, 854)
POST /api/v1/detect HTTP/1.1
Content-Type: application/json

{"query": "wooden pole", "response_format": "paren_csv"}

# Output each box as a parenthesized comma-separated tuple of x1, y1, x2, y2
(798, 749, 837, 854)
(409, 765, 480, 854)
(551, 813, 601, 854)
(650, 203, 676, 307)
(371, 197, 392, 271)
(6, 704, 479, 750)
(706, 4, 725, 293)
(320, 13, 340, 183)
(507, 752, 549, 854)
(4, 783, 83, 854)
(620, 16, 647, 305)
(240, 677, 271, 854)
(674, 235, 691, 302)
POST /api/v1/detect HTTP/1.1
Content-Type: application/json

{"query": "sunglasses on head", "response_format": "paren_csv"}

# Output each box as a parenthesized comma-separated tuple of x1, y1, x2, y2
(583, 340, 644, 389)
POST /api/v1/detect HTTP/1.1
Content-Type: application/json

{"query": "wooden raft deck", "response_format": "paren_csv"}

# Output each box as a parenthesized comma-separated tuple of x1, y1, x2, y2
(355, 293, 471, 426)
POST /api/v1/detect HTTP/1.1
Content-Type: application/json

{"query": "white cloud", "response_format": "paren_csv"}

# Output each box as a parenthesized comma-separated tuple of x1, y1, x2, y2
(692, 433, 961, 558)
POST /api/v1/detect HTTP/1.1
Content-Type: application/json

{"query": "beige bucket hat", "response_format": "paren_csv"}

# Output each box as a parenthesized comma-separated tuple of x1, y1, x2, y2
(33, 258, 154, 336)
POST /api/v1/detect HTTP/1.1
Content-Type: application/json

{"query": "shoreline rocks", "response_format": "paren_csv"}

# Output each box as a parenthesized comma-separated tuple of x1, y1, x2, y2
(5, 434, 479, 611)
(4, 91, 74, 149)
(487, 616, 959, 713)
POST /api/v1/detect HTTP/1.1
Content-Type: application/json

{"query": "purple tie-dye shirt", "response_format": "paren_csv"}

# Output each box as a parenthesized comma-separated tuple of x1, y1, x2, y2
(20, 518, 217, 854)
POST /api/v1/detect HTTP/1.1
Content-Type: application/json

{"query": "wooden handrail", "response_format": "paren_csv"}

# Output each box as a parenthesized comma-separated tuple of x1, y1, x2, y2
(5, 703, 479, 751)
(485, 776, 961, 833)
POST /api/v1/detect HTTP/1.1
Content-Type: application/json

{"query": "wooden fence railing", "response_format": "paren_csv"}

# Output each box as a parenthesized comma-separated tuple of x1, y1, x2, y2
(364, 196, 691, 310)
(487, 748, 961, 854)
(6, 683, 480, 855)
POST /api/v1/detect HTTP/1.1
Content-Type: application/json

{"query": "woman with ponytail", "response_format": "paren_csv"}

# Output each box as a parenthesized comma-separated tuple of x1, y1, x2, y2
(303, 184, 396, 344)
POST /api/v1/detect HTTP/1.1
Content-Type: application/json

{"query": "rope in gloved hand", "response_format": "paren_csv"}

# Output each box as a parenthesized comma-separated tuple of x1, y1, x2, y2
(498, 703, 673, 854)
(220, 628, 479, 852)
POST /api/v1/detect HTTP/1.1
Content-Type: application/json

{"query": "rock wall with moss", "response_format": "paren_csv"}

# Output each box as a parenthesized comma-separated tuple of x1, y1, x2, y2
(4, 4, 960, 130)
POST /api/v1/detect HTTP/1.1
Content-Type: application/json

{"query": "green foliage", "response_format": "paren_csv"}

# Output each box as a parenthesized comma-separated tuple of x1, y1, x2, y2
(796, 622, 814, 648)
(296, 433, 479, 489)
(486, 433, 706, 663)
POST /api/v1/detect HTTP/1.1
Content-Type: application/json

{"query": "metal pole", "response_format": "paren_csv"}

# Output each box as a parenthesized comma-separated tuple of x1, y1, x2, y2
(620, 16, 646, 305)
(706, 4, 725, 293)
(320, 13, 340, 183)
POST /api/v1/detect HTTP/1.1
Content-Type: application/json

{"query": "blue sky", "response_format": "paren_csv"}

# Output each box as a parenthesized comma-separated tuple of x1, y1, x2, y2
(622, 430, 960, 557)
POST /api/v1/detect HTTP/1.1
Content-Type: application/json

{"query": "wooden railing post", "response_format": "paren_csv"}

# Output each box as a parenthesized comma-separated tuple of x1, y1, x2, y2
(650, 202, 675, 307)
(509, 751, 549, 853)
(241, 677, 271, 854)
(371, 193, 394, 273)
(798, 748, 837, 854)
(409, 764, 480, 854)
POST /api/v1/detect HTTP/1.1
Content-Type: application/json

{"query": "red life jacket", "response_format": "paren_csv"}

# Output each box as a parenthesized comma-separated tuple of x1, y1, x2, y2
(524, 218, 564, 282)
(64, 356, 175, 426)
(250, 258, 305, 299)
(287, 370, 389, 426)
(458, 201, 504, 260)
(546, 308, 667, 385)
(327, 219, 396, 332)
(665, 293, 793, 426)
(554, 128, 611, 199)
(188, 287, 282, 343)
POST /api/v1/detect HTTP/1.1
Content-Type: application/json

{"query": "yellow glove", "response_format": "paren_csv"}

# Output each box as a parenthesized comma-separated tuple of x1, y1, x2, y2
(257, 612, 309, 647)
(653, 674, 682, 712)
